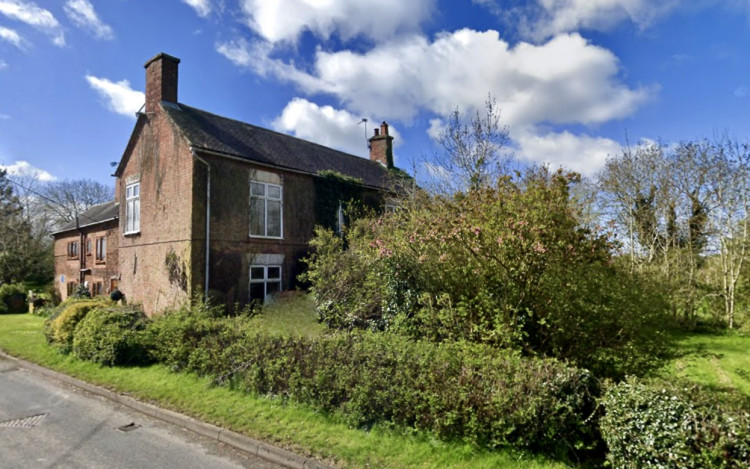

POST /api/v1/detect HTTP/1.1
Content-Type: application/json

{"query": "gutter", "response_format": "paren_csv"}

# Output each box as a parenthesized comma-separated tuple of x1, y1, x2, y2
(191, 149, 211, 299)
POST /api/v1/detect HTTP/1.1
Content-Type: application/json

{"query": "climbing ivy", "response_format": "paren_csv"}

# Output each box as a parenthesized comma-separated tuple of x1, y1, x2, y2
(314, 170, 381, 231)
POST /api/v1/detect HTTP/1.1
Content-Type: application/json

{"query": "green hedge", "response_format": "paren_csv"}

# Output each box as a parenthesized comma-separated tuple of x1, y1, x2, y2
(0, 283, 27, 314)
(600, 378, 750, 468)
(72, 306, 152, 366)
(43, 298, 111, 353)
(149, 307, 601, 458)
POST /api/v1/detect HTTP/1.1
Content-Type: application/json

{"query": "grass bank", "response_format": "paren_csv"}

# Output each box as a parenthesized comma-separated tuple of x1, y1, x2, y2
(0, 313, 567, 469)
(661, 330, 750, 399)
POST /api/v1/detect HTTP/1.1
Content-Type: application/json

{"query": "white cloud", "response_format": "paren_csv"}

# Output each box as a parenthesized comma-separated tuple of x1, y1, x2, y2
(0, 59, 6, 70)
(240, 0, 434, 43)
(181, 0, 211, 18)
(514, 128, 622, 176)
(0, 0, 65, 46)
(526, 0, 680, 40)
(64, 0, 113, 40)
(0, 160, 55, 181)
(226, 30, 652, 130)
(85, 75, 144, 117)
(0, 25, 24, 48)
(272, 97, 401, 159)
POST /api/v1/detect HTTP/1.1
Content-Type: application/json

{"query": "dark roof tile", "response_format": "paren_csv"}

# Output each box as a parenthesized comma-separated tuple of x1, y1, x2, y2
(52, 201, 119, 235)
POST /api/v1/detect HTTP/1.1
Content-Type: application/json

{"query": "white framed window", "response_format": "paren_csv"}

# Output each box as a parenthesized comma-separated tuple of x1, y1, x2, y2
(249, 181, 282, 238)
(249, 265, 282, 303)
(125, 182, 140, 234)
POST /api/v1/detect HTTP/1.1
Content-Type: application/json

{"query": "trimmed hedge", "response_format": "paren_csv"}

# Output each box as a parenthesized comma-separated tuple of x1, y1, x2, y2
(72, 306, 152, 366)
(600, 378, 750, 468)
(43, 298, 111, 353)
(0, 283, 27, 314)
(149, 307, 601, 458)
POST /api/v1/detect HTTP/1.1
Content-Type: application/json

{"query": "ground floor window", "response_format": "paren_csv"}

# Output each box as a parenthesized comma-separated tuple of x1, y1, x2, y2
(91, 282, 103, 296)
(66, 282, 76, 297)
(249, 265, 281, 303)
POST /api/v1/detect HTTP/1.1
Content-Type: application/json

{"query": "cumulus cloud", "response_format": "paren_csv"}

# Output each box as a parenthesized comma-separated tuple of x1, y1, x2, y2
(85, 75, 144, 117)
(0, 59, 6, 70)
(240, 0, 434, 43)
(223, 30, 652, 130)
(0, 25, 24, 48)
(0, 0, 65, 46)
(514, 128, 622, 176)
(64, 0, 113, 40)
(181, 0, 211, 17)
(272, 97, 401, 159)
(0, 160, 55, 181)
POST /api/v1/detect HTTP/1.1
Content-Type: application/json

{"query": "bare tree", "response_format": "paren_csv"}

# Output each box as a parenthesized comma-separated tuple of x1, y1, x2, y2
(39, 179, 113, 229)
(424, 96, 511, 193)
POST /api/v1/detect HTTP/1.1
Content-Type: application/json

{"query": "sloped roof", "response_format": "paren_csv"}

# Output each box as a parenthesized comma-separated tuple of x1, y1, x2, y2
(162, 103, 393, 190)
(52, 201, 119, 235)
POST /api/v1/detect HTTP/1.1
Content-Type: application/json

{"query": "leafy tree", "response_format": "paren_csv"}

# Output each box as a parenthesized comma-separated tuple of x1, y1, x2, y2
(0, 169, 51, 284)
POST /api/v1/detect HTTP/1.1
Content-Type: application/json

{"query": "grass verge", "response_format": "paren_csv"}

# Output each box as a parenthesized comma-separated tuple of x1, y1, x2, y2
(662, 330, 750, 399)
(0, 313, 568, 469)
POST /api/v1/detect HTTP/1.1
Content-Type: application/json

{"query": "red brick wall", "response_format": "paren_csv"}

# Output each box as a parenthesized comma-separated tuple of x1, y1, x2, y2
(116, 105, 195, 315)
(53, 220, 118, 301)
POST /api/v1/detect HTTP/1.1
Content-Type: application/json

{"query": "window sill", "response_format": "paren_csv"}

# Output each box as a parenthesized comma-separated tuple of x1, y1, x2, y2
(124, 231, 141, 237)
(249, 234, 283, 240)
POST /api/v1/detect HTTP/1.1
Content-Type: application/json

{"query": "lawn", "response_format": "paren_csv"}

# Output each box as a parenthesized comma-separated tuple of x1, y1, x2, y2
(0, 307, 568, 469)
(662, 330, 750, 399)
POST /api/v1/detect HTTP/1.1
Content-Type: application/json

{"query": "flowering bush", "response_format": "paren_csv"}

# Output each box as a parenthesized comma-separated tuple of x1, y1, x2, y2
(304, 167, 670, 377)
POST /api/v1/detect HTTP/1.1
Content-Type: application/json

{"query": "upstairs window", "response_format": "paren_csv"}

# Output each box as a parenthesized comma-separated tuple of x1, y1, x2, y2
(249, 181, 282, 238)
(95, 236, 106, 263)
(125, 182, 140, 234)
(67, 241, 79, 259)
(86, 239, 92, 255)
(249, 265, 282, 303)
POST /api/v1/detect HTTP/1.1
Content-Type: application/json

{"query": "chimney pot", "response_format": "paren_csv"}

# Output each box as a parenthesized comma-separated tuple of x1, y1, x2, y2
(144, 52, 180, 113)
(381, 122, 389, 136)
(374, 128, 380, 136)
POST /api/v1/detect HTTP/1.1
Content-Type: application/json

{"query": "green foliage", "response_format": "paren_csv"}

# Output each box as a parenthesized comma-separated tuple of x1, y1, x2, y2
(148, 304, 602, 460)
(600, 378, 750, 468)
(72, 283, 91, 299)
(72, 306, 152, 366)
(43, 298, 110, 353)
(147, 300, 256, 372)
(0, 283, 27, 314)
(313, 170, 378, 231)
(304, 167, 670, 378)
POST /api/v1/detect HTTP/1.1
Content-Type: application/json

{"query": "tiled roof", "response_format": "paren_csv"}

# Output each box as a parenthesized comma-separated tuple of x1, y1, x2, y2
(163, 103, 393, 190)
(52, 201, 119, 235)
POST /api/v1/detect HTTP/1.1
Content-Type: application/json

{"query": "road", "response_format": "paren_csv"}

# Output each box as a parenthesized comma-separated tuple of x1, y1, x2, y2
(0, 356, 282, 469)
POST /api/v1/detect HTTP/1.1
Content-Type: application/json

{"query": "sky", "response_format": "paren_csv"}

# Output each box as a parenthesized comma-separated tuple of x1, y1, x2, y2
(1, 0, 749, 187)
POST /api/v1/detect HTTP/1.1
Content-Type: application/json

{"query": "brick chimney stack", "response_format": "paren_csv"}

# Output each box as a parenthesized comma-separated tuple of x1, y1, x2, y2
(144, 53, 180, 113)
(369, 121, 394, 169)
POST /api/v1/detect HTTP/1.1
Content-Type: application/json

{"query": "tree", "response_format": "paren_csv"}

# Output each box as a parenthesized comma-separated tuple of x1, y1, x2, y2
(0, 169, 51, 284)
(424, 96, 511, 193)
(39, 179, 113, 229)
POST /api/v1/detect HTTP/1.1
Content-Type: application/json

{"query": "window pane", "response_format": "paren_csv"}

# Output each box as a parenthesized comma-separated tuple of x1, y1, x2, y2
(267, 200, 281, 237)
(134, 199, 140, 231)
(250, 267, 265, 280)
(126, 186, 132, 198)
(249, 282, 265, 302)
(126, 200, 133, 231)
(250, 182, 265, 196)
(267, 266, 281, 280)
(249, 198, 265, 236)
(267, 185, 281, 199)
(133, 183, 139, 197)
(102, 238, 106, 257)
(267, 281, 281, 296)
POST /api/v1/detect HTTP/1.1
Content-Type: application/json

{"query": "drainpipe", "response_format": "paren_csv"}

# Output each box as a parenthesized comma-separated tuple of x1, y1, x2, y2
(191, 149, 211, 299)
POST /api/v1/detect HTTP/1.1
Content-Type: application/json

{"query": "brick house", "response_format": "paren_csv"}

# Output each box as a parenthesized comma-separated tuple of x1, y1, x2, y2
(52, 201, 119, 301)
(54, 52, 399, 314)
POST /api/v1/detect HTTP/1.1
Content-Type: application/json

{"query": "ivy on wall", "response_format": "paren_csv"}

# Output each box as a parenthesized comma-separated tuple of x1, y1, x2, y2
(314, 170, 381, 231)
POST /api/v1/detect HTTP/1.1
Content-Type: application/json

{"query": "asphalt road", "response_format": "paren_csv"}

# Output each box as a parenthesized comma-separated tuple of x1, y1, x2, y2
(0, 356, 282, 469)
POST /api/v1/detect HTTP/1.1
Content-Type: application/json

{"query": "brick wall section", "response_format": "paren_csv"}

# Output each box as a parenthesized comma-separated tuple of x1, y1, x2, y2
(192, 154, 316, 305)
(53, 220, 119, 301)
(116, 105, 195, 315)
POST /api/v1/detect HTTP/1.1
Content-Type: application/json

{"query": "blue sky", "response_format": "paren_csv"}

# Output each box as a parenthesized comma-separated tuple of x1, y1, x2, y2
(1, 0, 749, 186)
